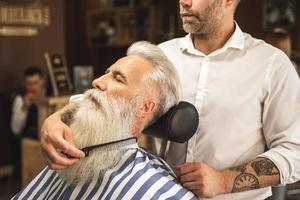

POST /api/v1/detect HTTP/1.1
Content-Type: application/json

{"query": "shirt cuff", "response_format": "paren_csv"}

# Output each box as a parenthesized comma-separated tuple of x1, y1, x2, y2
(258, 148, 294, 185)
(69, 94, 84, 102)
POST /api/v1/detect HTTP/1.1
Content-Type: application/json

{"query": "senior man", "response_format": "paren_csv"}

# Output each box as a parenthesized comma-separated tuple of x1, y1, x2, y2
(12, 41, 198, 200)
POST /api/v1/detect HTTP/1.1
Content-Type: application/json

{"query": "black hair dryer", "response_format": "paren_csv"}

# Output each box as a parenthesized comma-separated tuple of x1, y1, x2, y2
(143, 101, 199, 143)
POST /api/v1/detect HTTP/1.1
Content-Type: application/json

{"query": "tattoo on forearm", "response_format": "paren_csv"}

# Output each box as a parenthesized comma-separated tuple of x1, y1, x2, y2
(230, 158, 279, 193)
(251, 159, 279, 176)
(232, 173, 259, 192)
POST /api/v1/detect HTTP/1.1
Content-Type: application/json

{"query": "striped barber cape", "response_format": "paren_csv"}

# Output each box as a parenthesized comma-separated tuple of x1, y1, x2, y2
(12, 146, 199, 200)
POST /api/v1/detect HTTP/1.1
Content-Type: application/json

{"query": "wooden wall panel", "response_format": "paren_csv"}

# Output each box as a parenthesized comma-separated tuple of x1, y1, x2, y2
(0, 0, 66, 93)
(0, 0, 65, 168)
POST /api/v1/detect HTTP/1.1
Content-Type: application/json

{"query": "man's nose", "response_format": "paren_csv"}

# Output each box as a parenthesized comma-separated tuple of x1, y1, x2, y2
(179, 0, 192, 7)
(92, 78, 107, 91)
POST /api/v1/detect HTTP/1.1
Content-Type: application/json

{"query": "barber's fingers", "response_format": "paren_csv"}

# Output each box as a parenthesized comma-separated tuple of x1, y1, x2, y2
(41, 143, 79, 169)
(176, 162, 200, 176)
(63, 126, 74, 145)
(46, 156, 75, 170)
(51, 133, 85, 158)
(183, 181, 201, 190)
(179, 172, 198, 183)
(41, 119, 84, 159)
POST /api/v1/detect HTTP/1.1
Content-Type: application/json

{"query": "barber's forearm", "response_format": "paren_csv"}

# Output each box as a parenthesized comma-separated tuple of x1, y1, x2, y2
(222, 157, 280, 193)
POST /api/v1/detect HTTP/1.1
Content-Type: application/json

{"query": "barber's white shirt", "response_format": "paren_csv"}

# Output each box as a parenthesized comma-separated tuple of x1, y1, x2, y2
(158, 24, 300, 200)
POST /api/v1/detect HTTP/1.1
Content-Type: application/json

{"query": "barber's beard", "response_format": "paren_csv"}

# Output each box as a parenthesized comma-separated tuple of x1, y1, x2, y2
(58, 89, 138, 185)
(181, 0, 224, 38)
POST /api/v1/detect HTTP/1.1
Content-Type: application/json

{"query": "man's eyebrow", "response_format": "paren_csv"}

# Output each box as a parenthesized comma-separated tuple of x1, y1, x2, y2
(112, 70, 127, 83)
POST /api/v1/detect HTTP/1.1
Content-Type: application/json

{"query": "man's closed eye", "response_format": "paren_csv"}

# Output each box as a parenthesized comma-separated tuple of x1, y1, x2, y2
(114, 74, 125, 83)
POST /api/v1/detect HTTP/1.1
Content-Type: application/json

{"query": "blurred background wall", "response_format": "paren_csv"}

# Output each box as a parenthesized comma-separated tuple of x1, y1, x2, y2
(0, 0, 299, 93)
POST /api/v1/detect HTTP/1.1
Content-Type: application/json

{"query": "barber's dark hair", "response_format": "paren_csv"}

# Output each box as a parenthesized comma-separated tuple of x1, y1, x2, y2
(24, 66, 44, 78)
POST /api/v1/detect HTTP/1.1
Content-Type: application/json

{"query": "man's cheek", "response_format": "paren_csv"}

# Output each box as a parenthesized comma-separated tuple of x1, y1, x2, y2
(109, 91, 132, 101)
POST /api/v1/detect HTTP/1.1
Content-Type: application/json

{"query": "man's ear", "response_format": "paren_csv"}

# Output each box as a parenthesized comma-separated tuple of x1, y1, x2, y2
(139, 100, 156, 119)
(223, 0, 234, 10)
(225, 0, 234, 5)
(131, 100, 156, 137)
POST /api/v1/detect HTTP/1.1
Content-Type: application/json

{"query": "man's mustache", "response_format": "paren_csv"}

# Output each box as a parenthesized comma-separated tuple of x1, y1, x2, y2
(84, 89, 106, 107)
(82, 89, 127, 115)
(180, 8, 198, 18)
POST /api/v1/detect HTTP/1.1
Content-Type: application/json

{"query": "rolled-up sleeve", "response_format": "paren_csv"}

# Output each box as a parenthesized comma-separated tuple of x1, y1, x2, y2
(259, 51, 300, 185)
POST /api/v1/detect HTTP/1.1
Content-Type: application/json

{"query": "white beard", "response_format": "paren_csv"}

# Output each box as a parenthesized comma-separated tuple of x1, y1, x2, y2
(58, 89, 137, 185)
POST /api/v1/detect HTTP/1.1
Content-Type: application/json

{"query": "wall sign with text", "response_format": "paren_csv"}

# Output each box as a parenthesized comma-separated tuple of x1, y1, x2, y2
(0, 2, 50, 36)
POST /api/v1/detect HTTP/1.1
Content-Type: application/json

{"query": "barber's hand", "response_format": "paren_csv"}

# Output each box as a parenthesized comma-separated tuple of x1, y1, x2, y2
(176, 162, 227, 198)
(40, 112, 85, 169)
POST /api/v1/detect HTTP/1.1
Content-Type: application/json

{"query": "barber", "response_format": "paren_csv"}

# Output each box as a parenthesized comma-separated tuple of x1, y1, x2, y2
(40, 0, 300, 199)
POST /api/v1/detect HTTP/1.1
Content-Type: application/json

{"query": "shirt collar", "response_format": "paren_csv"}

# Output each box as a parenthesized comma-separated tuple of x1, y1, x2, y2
(222, 22, 244, 51)
(179, 22, 245, 56)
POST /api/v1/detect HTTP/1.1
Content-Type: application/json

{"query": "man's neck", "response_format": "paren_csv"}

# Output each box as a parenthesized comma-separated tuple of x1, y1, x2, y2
(192, 20, 235, 55)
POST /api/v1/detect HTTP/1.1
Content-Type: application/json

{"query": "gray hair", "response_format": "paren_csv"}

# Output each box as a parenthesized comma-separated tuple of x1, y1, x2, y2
(127, 41, 181, 126)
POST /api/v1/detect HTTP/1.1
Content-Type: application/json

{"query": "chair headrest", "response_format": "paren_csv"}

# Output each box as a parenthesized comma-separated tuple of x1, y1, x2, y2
(143, 101, 199, 143)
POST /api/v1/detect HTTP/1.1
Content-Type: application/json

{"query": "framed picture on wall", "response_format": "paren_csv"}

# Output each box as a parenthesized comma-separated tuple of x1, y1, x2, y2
(44, 53, 73, 96)
(86, 8, 137, 47)
(73, 66, 94, 93)
(263, 0, 297, 30)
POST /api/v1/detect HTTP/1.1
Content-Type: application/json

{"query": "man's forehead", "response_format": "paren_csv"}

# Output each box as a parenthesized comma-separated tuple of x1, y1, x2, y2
(25, 74, 42, 81)
(108, 55, 154, 74)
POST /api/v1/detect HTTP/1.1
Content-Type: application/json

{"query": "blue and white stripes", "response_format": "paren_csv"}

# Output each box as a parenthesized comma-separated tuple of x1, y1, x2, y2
(13, 148, 198, 200)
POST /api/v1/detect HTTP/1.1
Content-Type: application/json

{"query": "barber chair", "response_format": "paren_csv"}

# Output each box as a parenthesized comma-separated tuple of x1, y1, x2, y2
(144, 101, 199, 143)
(143, 101, 199, 158)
